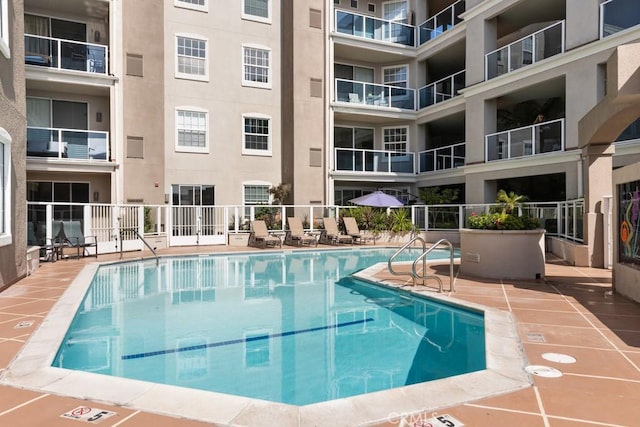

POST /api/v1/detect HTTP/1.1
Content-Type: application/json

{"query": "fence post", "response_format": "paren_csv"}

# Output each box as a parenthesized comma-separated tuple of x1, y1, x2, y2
(459, 205, 464, 229)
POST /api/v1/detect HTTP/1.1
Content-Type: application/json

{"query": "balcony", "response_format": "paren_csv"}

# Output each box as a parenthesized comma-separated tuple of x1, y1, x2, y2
(485, 119, 564, 162)
(334, 10, 415, 47)
(335, 79, 416, 110)
(27, 127, 109, 161)
(335, 148, 415, 174)
(418, 143, 465, 173)
(24, 35, 108, 75)
(485, 21, 564, 80)
(601, 0, 640, 38)
(418, 0, 466, 45)
(418, 70, 465, 109)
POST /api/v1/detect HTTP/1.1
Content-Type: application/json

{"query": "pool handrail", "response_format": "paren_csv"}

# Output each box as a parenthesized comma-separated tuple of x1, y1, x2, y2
(388, 235, 427, 286)
(119, 227, 159, 266)
(411, 238, 455, 292)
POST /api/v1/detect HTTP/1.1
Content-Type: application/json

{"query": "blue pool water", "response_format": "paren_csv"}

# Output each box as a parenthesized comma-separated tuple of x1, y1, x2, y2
(53, 248, 485, 405)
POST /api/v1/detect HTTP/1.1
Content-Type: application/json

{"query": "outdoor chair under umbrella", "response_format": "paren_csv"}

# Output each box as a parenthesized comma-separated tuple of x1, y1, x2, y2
(348, 191, 404, 207)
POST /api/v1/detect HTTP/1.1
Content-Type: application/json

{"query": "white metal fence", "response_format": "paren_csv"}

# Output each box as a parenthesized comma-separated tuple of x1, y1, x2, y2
(26, 200, 586, 255)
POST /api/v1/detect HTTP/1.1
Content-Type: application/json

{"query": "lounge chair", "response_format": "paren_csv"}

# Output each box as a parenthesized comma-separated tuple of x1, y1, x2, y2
(319, 217, 353, 245)
(343, 217, 375, 245)
(284, 217, 317, 247)
(248, 220, 282, 249)
(60, 220, 98, 258)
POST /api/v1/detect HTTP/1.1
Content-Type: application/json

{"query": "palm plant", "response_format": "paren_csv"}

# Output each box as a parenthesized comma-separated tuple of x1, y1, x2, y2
(496, 189, 526, 215)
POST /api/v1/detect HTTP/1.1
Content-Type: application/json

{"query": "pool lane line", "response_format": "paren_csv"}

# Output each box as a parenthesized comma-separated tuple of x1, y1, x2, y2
(121, 318, 375, 360)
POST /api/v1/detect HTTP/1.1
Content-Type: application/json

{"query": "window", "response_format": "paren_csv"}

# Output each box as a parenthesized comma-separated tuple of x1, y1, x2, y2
(383, 1, 408, 22)
(176, 108, 208, 153)
(244, 185, 270, 205)
(351, 0, 358, 8)
(383, 65, 408, 88)
(171, 184, 215, 206)
(384, 127, 408, 152)
(243, 115, 271, 155)
(334, 126, 374, 149)
(176, 35, 208, 80)
(175, 0, 207, 12)
(242, 45, 271, 88)
(0, 0, 9, 58)
(0, 128, 11, 246)
(242, 0, 270, 23)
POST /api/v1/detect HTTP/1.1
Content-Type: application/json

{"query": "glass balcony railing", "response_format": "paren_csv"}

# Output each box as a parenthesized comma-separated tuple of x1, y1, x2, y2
(24, 34, 108, 74)
(27, 127, 109, 161)
(418, 70, 465, 109)
(335, 79, 416, 110)
(485, 21, 564, 80)
(418, 143, 465, 173)
(418, 0, 466, 45)
(601, 0, 640, 38)
(335, 9, 415, 46)
(335, 148, 415, 174)
(485, 118, 564, 162)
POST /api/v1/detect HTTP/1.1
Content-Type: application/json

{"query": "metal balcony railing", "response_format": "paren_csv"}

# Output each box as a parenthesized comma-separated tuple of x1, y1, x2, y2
(335, 9, 415, 47)
(485, 118, 564, 162)
(335, 148, 415, 174)
(600, 0, 640, 38)
(418, 143, 465, 173)
(418, 70, 465, 109)
(24, 34, 108, 75)
(485, 21, 564, 80)
(418, 0, 466, 45)
(335, 78, 416, 110)
(27, 127, 109, 161)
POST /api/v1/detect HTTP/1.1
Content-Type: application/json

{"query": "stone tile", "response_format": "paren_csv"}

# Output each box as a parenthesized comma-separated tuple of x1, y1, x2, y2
(517, 323, 614, 349)
(511, 309, 593, 327)
(0, 385, 43, 413)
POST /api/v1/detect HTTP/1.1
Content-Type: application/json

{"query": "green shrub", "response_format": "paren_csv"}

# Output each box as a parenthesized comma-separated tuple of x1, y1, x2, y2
(467, 212, 540, 230)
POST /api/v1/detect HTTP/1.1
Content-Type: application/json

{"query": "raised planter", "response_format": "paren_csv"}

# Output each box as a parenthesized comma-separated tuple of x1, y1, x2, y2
(460, 228, 546, 280)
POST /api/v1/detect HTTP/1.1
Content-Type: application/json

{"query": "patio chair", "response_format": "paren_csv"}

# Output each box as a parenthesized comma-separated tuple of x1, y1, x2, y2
(284, 217, 317, 247)
(319, 217, 353, 245)
(59, 220, 98, 258)
(248, 220, 282, 249)
(343, 217, 375, 245)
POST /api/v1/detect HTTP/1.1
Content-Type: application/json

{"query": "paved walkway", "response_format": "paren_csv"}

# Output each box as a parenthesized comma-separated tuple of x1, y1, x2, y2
(0, 247, 638, 426)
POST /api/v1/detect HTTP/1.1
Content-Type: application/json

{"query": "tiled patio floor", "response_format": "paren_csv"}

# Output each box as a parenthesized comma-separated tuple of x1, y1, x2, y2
(0, 246, 638, 426)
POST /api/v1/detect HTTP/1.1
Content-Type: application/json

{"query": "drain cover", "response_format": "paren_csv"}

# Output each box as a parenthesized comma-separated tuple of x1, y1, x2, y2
(542, 352, 576, 364)
(525, 365, 563, 378)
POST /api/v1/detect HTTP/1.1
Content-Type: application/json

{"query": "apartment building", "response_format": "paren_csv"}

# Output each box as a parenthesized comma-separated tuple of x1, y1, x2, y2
(328, 0, 640, 207)
(14, 0, 640, 264)
(0, 0, 27, 288)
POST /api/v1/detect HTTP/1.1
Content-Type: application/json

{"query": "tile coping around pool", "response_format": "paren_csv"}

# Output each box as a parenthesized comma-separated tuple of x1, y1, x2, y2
(0, 257, 532, 427)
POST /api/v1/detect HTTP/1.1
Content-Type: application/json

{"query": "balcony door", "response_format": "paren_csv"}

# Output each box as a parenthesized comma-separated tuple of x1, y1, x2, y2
(25, 14, 87, 70)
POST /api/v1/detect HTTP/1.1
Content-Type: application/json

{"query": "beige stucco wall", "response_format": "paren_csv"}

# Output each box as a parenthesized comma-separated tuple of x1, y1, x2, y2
(161, 0, 282, 205)
(613, 162, 640, 303)
(122, 0, 166, 204)
(0, 0, 27, 288)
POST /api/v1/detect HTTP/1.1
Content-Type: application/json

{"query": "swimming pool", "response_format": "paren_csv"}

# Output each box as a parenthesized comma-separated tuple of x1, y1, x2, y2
(2, 247, 530, 426)
(53, 248, 484, 405)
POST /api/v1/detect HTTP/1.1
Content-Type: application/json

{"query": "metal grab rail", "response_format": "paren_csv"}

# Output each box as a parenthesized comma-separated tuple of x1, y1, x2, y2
(119, 228, 159, 266)
(411, 239, 455, 292)
(387, 237, 455, 292)
(388, 236, 426, 286)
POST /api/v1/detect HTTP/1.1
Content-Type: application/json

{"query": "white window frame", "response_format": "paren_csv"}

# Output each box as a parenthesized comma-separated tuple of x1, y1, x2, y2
(0, 127, 12, 247)
(242, 0, 271, 24)
(242, 44, 272, 89)
(383, 1, 408, 23)
(242, 113, 272, 156)
(175, 34, 209, 81)
(383, 126, 409, 152)
(174, 0, 208, 12)
(175, 107, 209, 153)
(0, 0, 9, 58)
(383, 64, 409, 88)
(243, 182, 272, 206)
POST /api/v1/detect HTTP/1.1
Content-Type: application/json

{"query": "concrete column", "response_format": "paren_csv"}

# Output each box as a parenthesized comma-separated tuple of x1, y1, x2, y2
(582, 143, 615, 268)
(465, 16, 496, 86)
(565, 0, 600, 50)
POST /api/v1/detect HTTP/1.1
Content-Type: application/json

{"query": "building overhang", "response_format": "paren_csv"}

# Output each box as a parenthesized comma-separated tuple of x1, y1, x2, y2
(26, 159, 119, 174)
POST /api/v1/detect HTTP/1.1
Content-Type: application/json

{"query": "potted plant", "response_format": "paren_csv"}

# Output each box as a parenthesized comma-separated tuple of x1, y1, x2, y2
(460, 190, 545, 280)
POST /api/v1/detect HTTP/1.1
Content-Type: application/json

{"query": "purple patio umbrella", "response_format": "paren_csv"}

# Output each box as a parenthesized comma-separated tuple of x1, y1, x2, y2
(349, 191, 405, 207)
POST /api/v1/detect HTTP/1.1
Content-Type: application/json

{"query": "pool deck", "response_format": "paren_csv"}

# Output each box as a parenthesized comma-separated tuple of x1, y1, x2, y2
(0, 245, 638, 426)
